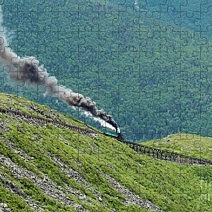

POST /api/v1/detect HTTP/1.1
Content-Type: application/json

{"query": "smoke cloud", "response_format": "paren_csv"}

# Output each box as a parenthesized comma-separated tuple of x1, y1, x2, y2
(0, 6, 120, 133)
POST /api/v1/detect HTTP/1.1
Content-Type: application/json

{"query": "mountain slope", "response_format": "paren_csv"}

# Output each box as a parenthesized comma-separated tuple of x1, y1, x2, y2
(143, 133, 212, 161)
(0, 93, 211, 211)
(1, 0, 211, 141)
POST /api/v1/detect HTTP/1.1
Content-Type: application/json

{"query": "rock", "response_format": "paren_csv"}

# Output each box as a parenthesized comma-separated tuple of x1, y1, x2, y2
(79, 194, 86, 200)
(0, 203, 7, 208)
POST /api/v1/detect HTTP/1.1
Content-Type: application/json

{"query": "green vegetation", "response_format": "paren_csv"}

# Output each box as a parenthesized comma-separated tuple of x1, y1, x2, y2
(0, 93, 211, 211)
(0, 185, 33, 211)
(0, 0, 211, 141)
(143, 133, 212, 161)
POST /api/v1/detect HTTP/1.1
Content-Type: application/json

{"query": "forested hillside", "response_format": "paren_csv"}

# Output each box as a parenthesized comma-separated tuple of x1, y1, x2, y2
(1, 0, 211, 140)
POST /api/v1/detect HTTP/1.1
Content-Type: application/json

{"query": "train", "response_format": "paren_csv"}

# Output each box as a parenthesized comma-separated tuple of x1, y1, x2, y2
(103, 131, 124, 141)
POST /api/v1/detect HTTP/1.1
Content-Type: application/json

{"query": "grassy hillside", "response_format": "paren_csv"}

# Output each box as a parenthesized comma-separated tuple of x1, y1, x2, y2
(0, 93, 211, 211)
(142, 133, 212, 161)
(0, 0, 211, 141)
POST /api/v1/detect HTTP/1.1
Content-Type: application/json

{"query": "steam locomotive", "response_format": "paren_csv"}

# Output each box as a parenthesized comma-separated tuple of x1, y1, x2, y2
(103, 131, 124, 141)
(101, 116, 124, 140)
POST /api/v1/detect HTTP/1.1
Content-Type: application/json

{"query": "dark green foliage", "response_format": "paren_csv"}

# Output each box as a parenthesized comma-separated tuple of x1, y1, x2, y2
(0, 0, 211, 141)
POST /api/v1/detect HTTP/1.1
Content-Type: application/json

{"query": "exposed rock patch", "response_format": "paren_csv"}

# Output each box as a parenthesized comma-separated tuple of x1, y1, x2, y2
(50, 155, 103, 202)
(103, 173, 162, 211)
(0, 174, 44, 211)
(0, 202, 11, 212)
(0, 117, 9, 132)
(0, 154, 85, 211)
(50, 156, 85, 185)
(5, 140, 35, 162)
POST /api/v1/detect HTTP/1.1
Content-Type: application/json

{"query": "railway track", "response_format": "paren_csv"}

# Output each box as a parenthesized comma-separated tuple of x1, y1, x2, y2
(121, 140, 212, 166)
(0, 107, 97, 137)
(1, 107, 211, 166)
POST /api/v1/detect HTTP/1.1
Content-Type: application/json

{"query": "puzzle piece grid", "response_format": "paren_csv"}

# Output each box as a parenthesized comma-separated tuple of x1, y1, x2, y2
(0, 0, 211, 208)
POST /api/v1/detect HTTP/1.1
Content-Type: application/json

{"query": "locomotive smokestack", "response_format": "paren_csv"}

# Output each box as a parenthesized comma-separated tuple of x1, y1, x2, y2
(0, 6, 119, 132)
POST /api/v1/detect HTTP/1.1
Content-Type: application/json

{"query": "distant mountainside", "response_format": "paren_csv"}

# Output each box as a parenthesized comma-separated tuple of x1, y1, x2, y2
(0, 0, 211, 141)
(0, 93, 211, 211)
(114, 0, 212, 38)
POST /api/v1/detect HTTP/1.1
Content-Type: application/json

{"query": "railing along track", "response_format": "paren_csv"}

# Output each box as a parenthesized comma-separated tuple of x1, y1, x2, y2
(120, 140, 212, 165)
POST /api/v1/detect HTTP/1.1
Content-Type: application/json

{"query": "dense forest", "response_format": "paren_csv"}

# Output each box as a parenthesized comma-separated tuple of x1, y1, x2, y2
(0, 0, 211, 141)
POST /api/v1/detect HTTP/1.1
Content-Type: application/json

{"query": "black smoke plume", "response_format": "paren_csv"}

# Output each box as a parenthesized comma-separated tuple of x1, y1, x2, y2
(0, 7, 120, 133)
